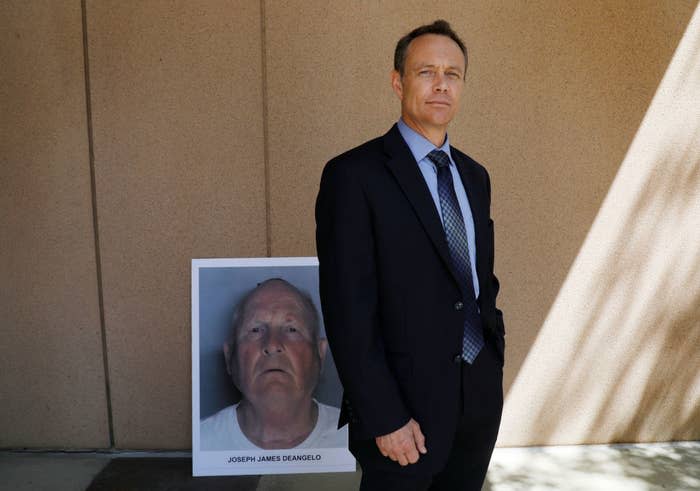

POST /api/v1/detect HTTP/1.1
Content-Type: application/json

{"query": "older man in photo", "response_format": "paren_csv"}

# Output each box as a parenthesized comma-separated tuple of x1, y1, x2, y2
(200, 278, 346, 450)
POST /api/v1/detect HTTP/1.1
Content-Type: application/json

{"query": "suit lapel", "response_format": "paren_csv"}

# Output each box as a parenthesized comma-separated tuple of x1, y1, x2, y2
(382, 125, 463, 287)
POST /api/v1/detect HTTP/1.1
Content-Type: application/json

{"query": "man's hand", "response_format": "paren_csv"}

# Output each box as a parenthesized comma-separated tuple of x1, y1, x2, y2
(375, 418, 427, 466)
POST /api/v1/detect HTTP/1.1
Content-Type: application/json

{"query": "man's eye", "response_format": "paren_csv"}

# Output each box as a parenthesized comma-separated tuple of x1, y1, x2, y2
(250, 326, 262, 333)
(419, 70, 432, 76)
(447, 72, 460, 79)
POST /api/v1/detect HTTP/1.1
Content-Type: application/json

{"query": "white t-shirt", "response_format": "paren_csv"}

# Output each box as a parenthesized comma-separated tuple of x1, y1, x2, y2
(200, 400, 346, 450)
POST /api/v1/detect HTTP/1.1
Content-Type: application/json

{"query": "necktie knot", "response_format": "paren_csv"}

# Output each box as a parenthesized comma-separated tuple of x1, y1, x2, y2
(427, 149, 450, 169)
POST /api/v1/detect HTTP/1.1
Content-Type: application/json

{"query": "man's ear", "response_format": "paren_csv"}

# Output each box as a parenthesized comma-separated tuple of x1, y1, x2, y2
(317, 338, 328, 364)
(223, 342, 233, 376)
(391, 70, 403, 100)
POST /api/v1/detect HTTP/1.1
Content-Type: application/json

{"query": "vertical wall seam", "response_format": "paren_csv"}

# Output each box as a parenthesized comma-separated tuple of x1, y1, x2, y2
(81, 0, 115, 449)
(260, 0, 272, 257)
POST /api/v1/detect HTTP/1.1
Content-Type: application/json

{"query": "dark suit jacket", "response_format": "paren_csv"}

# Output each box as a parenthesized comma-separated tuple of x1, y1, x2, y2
(315, 124, 504, 473)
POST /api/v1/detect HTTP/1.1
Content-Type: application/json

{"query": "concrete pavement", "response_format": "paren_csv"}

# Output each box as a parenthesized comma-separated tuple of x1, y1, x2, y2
(0, 442, 698, 490)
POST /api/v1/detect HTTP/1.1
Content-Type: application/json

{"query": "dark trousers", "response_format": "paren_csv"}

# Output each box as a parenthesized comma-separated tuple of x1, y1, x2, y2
(359, 337, 503, 491)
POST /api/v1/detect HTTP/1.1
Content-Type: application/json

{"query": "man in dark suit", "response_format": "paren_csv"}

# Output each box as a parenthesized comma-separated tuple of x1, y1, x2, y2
(316, 20, 505, 490)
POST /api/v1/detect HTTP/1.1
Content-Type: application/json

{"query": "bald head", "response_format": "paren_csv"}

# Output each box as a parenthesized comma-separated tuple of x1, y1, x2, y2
(229, 278, 321, 346)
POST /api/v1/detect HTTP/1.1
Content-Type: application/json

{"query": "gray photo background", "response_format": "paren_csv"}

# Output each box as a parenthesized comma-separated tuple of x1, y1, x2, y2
(198, 264, 342, 420)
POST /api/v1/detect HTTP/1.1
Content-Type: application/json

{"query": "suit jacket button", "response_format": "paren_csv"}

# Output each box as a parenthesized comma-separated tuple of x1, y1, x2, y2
(453, 354, 462, 364)
(454, 301, 464, 311)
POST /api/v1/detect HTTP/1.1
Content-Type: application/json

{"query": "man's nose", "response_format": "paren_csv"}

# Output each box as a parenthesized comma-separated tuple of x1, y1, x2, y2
(262, 330, 284, 355)
(433, 72, 449, 92)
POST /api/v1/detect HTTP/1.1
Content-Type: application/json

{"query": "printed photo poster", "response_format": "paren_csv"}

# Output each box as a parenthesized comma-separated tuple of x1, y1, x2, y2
(192, 257, 355, 476)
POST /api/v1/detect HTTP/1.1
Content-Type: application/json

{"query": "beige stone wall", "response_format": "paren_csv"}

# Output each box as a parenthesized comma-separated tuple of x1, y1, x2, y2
(0, 1, 109, 448)
(499, 3, 700, 446)
(85, 0, 268, 449)
(1, 0, 698, 449)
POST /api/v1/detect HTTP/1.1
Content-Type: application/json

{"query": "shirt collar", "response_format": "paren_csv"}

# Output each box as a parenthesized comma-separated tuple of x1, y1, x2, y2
(397, 118, 453, 166)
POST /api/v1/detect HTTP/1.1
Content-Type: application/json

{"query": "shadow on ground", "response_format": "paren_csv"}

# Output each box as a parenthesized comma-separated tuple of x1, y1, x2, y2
(485, 443, 700, 490)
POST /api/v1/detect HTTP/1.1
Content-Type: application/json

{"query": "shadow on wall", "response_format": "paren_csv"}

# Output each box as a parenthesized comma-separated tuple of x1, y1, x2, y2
(499, 5, 700, 446)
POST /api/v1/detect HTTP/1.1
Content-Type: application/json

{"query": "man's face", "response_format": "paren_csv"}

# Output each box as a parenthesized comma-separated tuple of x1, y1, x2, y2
(391, 34, 466, 139)
(226, 282, 326, 406)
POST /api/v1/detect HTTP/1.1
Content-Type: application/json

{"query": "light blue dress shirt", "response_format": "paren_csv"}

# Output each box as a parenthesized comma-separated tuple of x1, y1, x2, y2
(397, 119, 480, 298)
